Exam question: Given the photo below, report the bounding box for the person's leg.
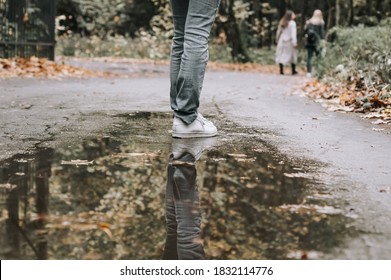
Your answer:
[279,63,284,75]
[171,0,220,125]
[291,63,298,75]
[170,0,189,120]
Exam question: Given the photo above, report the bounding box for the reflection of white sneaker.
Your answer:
[306,73,312,78]
[172,113,217,138]
[172,137,217,161]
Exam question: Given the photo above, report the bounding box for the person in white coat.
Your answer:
[276,10,298,75]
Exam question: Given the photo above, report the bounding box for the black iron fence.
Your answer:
[0,0,56,60]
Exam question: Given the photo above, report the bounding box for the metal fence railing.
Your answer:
[0,0,56,60]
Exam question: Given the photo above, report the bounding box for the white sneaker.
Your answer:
[172,137,217,161]
[172,113,217,138]
[306,73,312,78]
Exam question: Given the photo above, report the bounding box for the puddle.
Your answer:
[0,112,356,260]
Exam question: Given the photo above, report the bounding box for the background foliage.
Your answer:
[54,0,391,111]
[56,0,391,59]
[55,0,391,85]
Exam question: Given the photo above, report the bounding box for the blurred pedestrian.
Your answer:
[276,10,298,75]
[169,0,220,138]
[304,9,325,78]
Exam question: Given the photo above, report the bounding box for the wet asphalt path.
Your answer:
[1,61,391,259]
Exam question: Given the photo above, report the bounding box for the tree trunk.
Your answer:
[375,0,383,20]
[252,0,261,21]
[323,0,332,31]
[301,0,308,36]
[218,0,251,63]
[278,0,287,19]
[367,0,373,16]
[335,0,340,26]
[348,0,354,26]
[327,6,334,30]
[251,0,261,47]
[267,13,273,50]
[286,0,293,10]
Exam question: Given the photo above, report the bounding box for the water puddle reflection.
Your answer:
[0,112,355,259]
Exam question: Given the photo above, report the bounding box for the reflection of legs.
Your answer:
[174,166,204,260]
[170,0,220,124]
[163,152,204,260]
[173,160,204,259]
[6,188,20,257]
[163,160,179,260]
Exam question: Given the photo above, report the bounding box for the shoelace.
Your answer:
[198,114,207,125]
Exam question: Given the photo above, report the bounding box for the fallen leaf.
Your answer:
[372,119,388,125]
[100,227,113,239]
[61,160,94,166]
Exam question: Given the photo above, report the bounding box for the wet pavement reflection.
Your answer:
[163,138,217,260]
[0,112,356,260]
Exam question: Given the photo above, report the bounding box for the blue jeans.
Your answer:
[170,0,221,124]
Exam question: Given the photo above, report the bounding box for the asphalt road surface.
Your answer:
[1,60,391,259]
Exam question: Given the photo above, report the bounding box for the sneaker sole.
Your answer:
[172,132,217,139]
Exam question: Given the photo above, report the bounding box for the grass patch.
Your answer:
[56,32,171,60]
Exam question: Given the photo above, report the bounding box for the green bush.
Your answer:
[318,20,391,87]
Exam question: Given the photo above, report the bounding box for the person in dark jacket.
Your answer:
[304,9,325,77]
